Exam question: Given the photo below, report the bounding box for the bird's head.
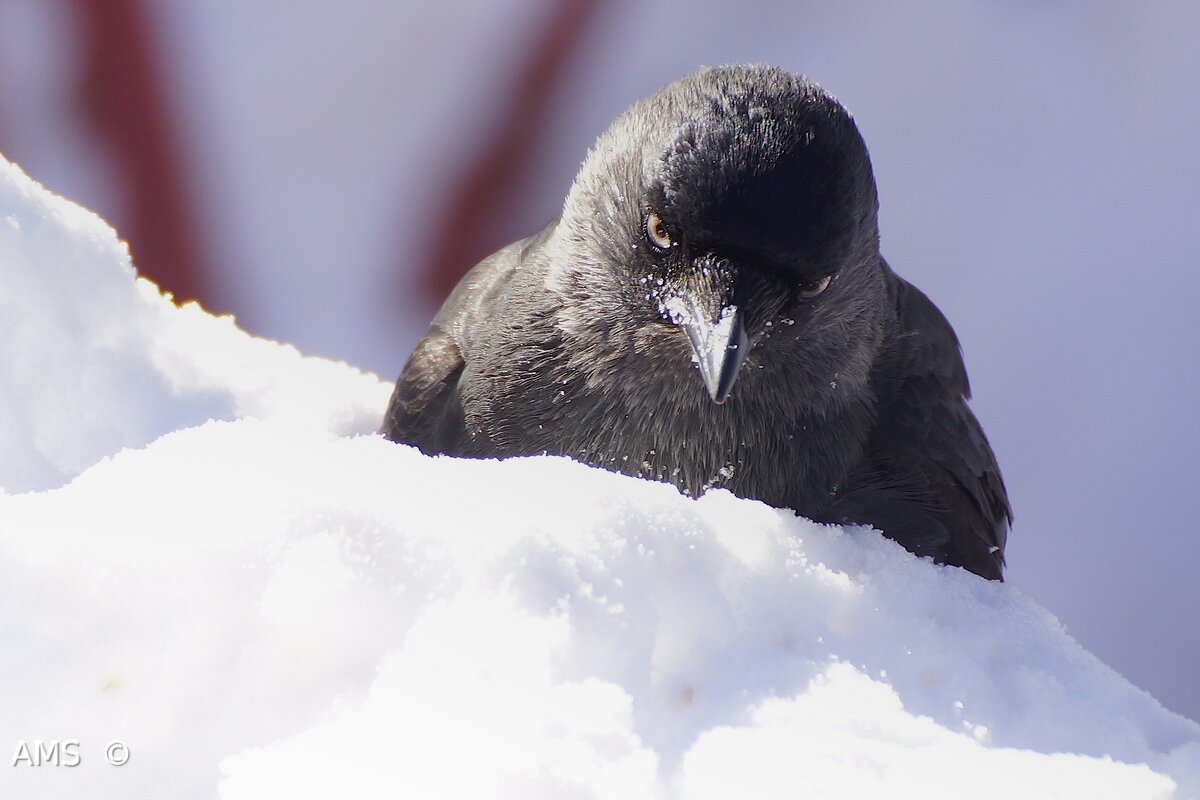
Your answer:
[559,65,887,406]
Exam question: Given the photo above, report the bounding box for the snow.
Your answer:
[0,156,388,494]
[2,154,1198,799]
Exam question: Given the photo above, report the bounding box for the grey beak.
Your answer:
[683,305,750,404]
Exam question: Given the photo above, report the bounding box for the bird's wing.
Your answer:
[381,220,557,451]
[842,274,1012,579]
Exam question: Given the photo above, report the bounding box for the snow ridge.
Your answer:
[1,154,1197,799]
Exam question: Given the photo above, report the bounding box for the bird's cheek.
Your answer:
[632,321,689,355]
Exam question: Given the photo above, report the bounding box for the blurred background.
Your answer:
[1,0,1197,722]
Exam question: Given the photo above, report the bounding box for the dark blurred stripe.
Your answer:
[418,0,600,305]
[76,0,210,306]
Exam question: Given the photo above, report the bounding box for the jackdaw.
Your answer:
[382,65,1012,580]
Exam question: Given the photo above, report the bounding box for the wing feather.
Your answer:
[381,221,557,451]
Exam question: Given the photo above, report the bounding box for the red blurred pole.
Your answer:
[418,0,600,304]
[74,0,210,306]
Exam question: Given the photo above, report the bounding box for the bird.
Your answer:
[382,65,1011,580]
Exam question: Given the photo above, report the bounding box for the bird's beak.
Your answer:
[682,305,750,404]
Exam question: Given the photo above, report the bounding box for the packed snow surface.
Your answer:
[1,154,1198,799]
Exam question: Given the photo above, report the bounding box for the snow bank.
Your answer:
[0,157,388,493]
[1,154,1197,799]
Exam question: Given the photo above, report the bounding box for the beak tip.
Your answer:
[685,306,750,406]
[708,372,736,404]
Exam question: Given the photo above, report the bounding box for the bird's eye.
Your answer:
[798,275,832,299]
[645,213,672,250]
